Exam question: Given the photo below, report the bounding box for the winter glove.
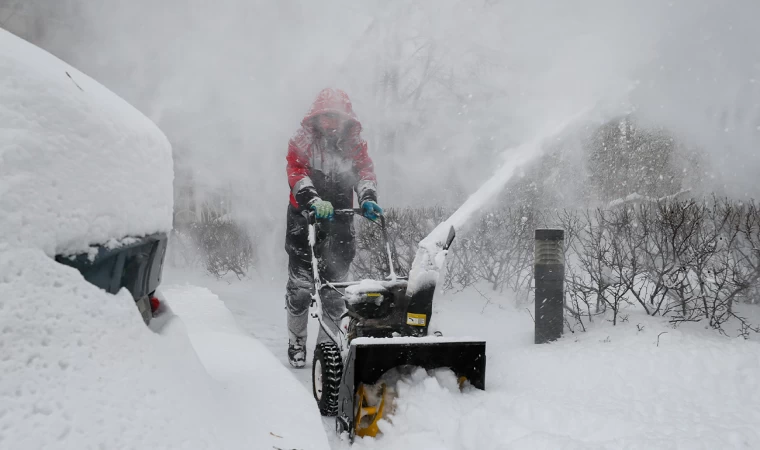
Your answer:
[361,200,383,221]
[310,199,334,219]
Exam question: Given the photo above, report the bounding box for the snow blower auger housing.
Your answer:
[303,208,486,442]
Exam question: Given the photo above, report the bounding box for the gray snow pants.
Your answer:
[284,204,355,344]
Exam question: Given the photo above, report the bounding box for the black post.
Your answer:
[534,229,564,344]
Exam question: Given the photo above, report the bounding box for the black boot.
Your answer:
[288,337,306,368]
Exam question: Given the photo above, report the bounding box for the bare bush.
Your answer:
[444,208,535,293]
[352,206,450,279]
[575,198,760,335]
[345,198,760,337]
[189,218,255,279]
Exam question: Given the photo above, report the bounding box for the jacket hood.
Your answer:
[301,88,361,130]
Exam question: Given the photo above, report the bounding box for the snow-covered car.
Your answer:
[54,235,168,323]
[0,28,174,324]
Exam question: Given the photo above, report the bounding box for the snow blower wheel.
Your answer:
[313,342,342,416]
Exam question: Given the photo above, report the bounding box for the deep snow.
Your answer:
[0,250,232,448]
[160,284,331,450]
[164,266,760,450]
[0,249,331,449]
[0,28,173,257]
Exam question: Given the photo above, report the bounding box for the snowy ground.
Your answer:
[1,250,332,449]
[159,284,330,450]
[163,266,760,450]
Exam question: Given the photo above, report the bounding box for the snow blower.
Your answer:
[304,208,486,442]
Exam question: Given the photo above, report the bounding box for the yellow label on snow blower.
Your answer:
[366,293,381,297]
[406,313,426,326]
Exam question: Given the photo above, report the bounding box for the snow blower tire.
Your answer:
[313,342,342,416]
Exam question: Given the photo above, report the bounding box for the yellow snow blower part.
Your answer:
[354,383,387,438]
[336,336,486,441]
[351,368,479,438]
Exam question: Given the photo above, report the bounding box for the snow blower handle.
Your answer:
[304,208,396,280]
[335,209,395,280]
[334,208,368,218]
[303,208,388,238]
[301,208,362,223]
[333,208,388,232]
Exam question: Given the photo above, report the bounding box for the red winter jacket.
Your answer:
[286,88,377,210]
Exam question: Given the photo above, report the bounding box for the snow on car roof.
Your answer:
[0,29,173,257]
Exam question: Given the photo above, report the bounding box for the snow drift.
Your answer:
[0,28,173,257]
[0,249,233,448]
[161,284,331,450]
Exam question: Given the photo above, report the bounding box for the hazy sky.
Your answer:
[6,0,760,264]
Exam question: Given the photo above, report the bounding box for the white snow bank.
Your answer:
[0,29,173,257]
[161,284,331,450]
[0,249,237,449]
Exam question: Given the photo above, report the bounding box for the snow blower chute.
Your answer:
[304,209,486,442]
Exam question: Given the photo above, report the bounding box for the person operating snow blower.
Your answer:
[284,88,383,368]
